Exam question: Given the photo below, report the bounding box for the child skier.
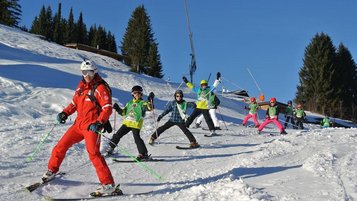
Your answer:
[182,72,221,136]
[257,97,287,134]
[148,90,199,148]
[242,97,260,128]
[294,104,306,129]
[105,85,154,161]
[284,100,296,129]
[321,114,331,128]
[195,90,221,130]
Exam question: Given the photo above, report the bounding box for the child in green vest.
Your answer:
[242,97,260,127]
[106,85,154,161]
[321,115,331,128]
[182,72,221,136]
[294,104,306,129]
[258,97,287,134]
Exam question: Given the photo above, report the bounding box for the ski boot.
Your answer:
[189,141,200,148]
[135,153,151,161]
[90,184,123,197]
[42,170,55,182]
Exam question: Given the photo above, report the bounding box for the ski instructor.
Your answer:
[42,60,121,197]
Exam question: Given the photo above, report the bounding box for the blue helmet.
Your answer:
[287,100,292,104]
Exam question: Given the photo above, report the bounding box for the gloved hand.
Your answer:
[157,115,162,122]
[88,121,103,133]
[182,76,188,83]
[266,115,270,120]
[148,92,155,102]
[216,72,221,80]
[113,103,123,114]
[57,112,68,124]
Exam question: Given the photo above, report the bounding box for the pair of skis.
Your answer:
[25,172,151,200]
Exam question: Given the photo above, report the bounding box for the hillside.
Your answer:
[1,25,357,201]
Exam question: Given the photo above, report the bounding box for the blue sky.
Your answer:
[18,0,357,103]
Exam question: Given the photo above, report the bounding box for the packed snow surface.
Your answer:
[1,25,356,201]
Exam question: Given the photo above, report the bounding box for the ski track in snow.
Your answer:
[1,24,357,201]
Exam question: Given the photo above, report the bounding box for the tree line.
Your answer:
[29,3,117,53]
[296,33,357,121]
[1,1,163,78]
[2,1,357,120]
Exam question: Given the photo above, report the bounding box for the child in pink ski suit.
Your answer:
[242,97,260,127]
[257,97,287,134]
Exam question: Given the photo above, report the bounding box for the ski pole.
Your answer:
[98,132,164,181]
[150,99,160,143]
[27,123,58,161]
[217,107,228,130]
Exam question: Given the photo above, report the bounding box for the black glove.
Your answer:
[57,112,68,124]
[148,92,155,102]
[157,115,162,122]
[216,72,221,80]
[113,103,123,114]
[182,76,188,83]
[87,121,103,133]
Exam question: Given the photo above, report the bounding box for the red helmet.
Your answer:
[270,97,276,103]
[250,97,256,102]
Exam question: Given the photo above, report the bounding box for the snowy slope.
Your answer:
[1,24,357,201]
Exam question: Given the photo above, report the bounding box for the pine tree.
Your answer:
[121,5,152,74]
[87,24,96,47]
[106,31,117,53]
[75,12,87,44]
[0,0,22,27]
[64,7,76,43]
[30,5,53,41]
[53,3,63,44]
[296,33,338,115]
[335,43,357,120]
[96,25,108,50]
[146,42,163,78]
[44,6,53,40]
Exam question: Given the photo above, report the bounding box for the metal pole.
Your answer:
[184,0,196,83]
[247,68,263,94]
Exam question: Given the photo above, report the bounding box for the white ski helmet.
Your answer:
[80,60,98,73]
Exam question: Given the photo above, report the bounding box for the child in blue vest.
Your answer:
[284,100,297,129]
[148,90,199,148]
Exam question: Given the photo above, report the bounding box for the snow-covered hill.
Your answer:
[1,24,357,201]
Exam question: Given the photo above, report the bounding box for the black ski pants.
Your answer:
[284,116,296,129]
[185,108,215,131]
[110,125,148,155]
[151,121,197,142]
[295,117,304,129]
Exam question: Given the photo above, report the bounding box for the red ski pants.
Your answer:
[242,113,260,127]
[258,118,284,132]
[47,124,114,185]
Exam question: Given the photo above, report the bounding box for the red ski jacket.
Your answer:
[63,75,112,130]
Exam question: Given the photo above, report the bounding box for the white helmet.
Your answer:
[80,60,98,73]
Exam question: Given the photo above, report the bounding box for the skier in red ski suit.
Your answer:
[42,60,120,196]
